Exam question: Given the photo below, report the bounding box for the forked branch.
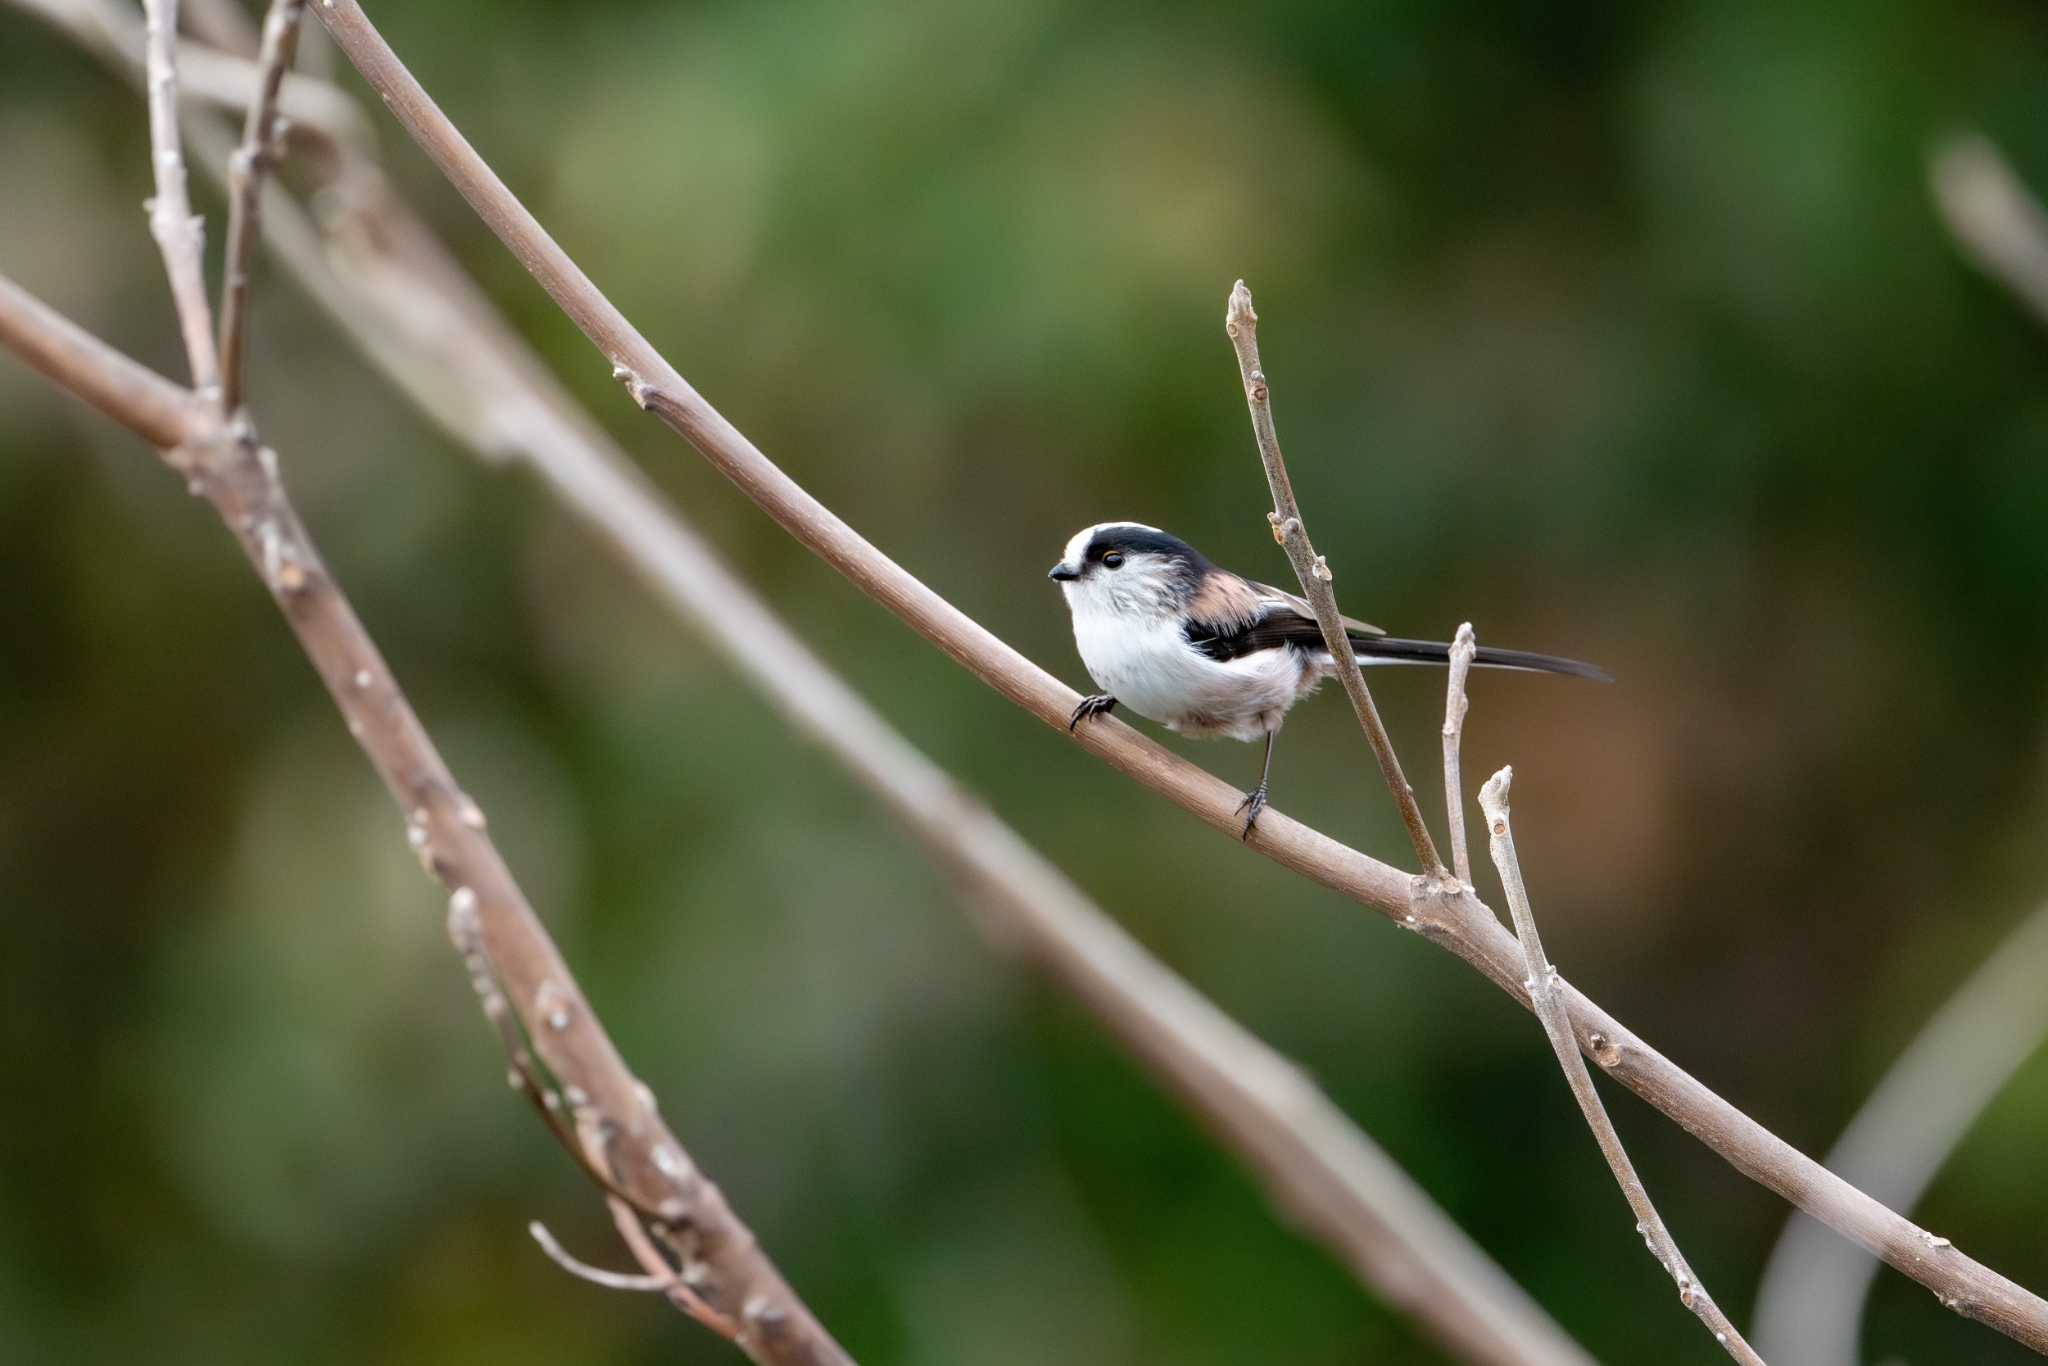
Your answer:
[5,8,1599,1359]
[0,25,848,1359]
[297,2,2048,1350]
[0,267,850,1366]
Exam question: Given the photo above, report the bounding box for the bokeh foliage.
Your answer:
[4,1,2048,1362]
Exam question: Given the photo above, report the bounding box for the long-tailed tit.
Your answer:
[1049,522,1608,836]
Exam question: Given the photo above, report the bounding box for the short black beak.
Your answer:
[1047,563,1079,582]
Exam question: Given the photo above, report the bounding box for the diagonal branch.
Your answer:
[303,2,2048,1351]
[0,266,852,1366]
[140,0,221,398]
[1753,901,2048,1366]
[1224,281,1444,874]
[0,274,204,447]
[5,14,1603,1361]
[1480,768,1764,1364]
[216,0,304,415]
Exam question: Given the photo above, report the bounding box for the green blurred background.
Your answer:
[5,1,2048,1362]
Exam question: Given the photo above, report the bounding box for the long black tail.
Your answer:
[1351,634,1611,682]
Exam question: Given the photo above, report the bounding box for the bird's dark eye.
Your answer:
[1102,551,1125,569]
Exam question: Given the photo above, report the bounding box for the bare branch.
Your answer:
[0,274,205,448]
[0,17,1615,1361]
[10,0,368,156]
[217,0,304,414]
[140,0,220,398]
[529,1221,678,1294]
[1224,281,1445,874]
[1932,135,2048,330]
[1754,902,2048,1365]
[1441,622,1477,886]
[1479,768,1764,1362]
[0,273,853,1366]
[300,3,2048,1350]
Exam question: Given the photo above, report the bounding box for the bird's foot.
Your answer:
[1235,782,1269,840]
[1068,693,1117,731]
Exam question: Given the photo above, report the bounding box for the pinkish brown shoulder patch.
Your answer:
[1187,572,1266,631]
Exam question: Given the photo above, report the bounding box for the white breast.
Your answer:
[1069,607,1315,742]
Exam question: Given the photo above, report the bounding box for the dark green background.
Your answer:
[4,1,2047,1362]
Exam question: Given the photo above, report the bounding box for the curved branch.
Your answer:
[1932,135,2048,330]
[299,2,2048,1351]
[1753,902,2048,1365]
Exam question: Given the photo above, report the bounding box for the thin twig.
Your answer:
[140,0,220,399]
[1931,135,2048,330]
[1441,622,1477,886]
[529,1221,677,1294]
[2,14,1605,1362]
[1224,281,1445,875]
[299,4,2048,1350]
[1479,767,1765,1364]
[1753,901,2048,1366]
[217,0,304,415]
[610,1198,749,1339]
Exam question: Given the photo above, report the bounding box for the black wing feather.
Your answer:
[1185,605,1609,682]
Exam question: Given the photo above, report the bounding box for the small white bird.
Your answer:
[1049,522,1608,835]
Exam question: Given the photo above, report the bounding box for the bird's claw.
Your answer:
[1235,783,1268,840]
[1068,693,1117,731]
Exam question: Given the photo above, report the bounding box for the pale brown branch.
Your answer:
[1441,622,1477,886]
[1753,902,2048,1365]
[1932,135,2048,330]
[1479,768,1764,1364]
[2,15,1609,1360]
[302,2,2048,1351]
[216,0,304,415]
[141,0,220,398]
[1224,281,1444,874]
[0,272,852,1366]
[0,274,205,448]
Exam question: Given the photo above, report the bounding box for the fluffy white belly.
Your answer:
[1072,615,1314,741]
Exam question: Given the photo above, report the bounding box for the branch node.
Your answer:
[536,979,574,1032]
[653,1143,693,1180]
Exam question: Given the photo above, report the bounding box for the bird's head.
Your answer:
[1048,523,1209,617]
